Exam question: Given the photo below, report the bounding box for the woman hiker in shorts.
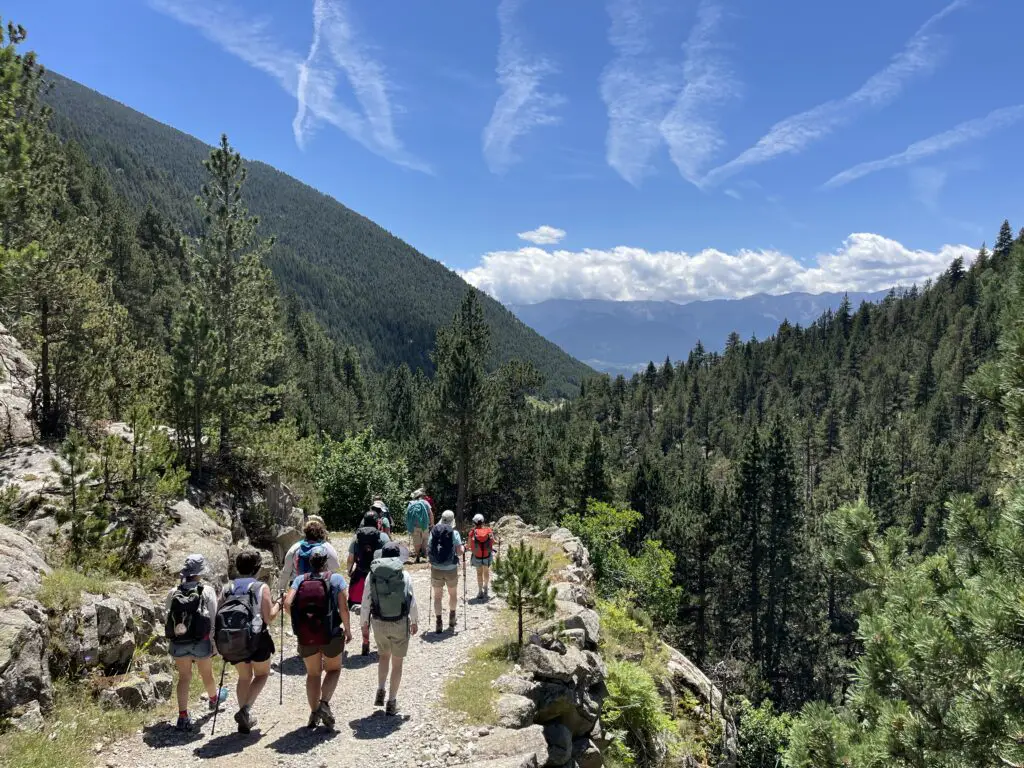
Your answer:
[165,553,228,731]
[468,513,498,599]
[428,510,465,633]
[284,545,353,729]
[223,549,284,733]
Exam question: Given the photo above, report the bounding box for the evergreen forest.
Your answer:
[4,19,1024,767]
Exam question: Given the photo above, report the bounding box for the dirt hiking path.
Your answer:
[97,562,502,768]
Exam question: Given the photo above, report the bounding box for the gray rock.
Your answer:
[10,700,44,732]
[493,672,541,698]
[0,523,51,598]
[561,629,587,649]
[496,693,537,728]
[0,323,36,448]
[162,500,232,585]
[22,515,59,547]
[100,677,156,710]
[573,737,603,768]
[530,681,575,724]
[549,528,575,545]
[542,722,573,767]
[272,524,302,565]
[522,644,605,687]
[0,598,51,714]
[150,673,173,701]
[472,725,549,767]
[0,445,61,507]
[542,604,600,649]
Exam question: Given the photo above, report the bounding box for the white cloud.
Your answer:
[824,104,1024,188]
[518,225,567,245]
[461,234,975,304]
[702,0,968,186]
[149,0,428,171]
[482,0,564,174]
[660,1,740,186]
[909,167,947,210]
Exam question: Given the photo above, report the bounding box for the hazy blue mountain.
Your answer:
[510,292,890,374]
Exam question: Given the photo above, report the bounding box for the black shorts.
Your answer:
[234,631,275,664]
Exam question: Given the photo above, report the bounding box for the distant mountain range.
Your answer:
[510,292,889,374]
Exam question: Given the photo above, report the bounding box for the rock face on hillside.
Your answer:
[0,525,52,715]
[151,500,232,585]
[0,322,35,448]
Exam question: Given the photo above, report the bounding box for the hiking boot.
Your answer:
[435,615,443,633]
[361,641,371,656]
[385,699,399,716]
[234,708,256,734]
[208,686,228,711]
[318,700,336,730]
[374,688,386,707]
[306,709,321,729]
[449,610,457,631]
[175,714,195,732]
[477,589,484,599]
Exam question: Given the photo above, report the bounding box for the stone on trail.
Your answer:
[541,722,573,767]
[466,725,548,768]
[496,693,537,729]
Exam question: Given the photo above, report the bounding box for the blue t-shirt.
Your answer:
[291,572,347,593]
[427,529,463,570]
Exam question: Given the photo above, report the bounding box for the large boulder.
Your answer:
[0,445,61,510]
[665,645,739,767]
[542,722,573,767]
[540,604,600,650]
[0,322,35,448]
[497,693,537,729]
[573,736,603,768]
[161,500,232,585]
[467,725,549,768]
[0,598,51,714]
[522,644,605,688]
[0,524,51,598]
[271,524,302,565]
[98,675,167,710]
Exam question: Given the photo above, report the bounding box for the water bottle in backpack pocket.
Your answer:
[291,573,336,647]
[165,581,210,642]
[215,579,265,663]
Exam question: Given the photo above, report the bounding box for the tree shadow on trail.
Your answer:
[348,712,409,740]
[266,726,339,754]
[193,730,264,759]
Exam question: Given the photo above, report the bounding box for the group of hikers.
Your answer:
[163,488,499,734]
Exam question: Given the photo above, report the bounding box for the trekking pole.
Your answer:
[279,591,284,705]
[462,549,468,633]
[210,659,227,735]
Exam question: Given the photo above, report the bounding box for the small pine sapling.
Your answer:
[493,540,557,650]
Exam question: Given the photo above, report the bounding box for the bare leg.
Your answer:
[303,654,322,712]
[448,581,458,612]
[377,651,391,691]
[482,564,491,591]
[389,656,405,700]
[196,656,217,699]
[246,660,272,707]
[433,583,443,618]
[174,657,193,711]
[235,662,253,707]
[320,653,343,703]
[476,566,484,591]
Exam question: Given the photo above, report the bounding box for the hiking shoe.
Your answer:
[374,688,386,707]
[361,641,371,656]
[385,699,399,716]
[175,714,195,731]
[208,686,228,711]
[435,615,443,633]
[234,708,256,734]
[449,611,457,630]
[306,709,320,729]
[318,700,336,730]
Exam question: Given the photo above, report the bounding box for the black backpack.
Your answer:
[355,526,383,573]
[165,582,210,642]
[429,523,455,566]
[214,578,265,664]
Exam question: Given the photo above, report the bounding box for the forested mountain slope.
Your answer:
[42,72,591,395]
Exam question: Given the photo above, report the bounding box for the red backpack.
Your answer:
[471,527,494,560]
[291,573,335,646]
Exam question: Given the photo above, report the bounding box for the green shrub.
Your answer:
[604,659,676,767]
[314,429,409,530]
[737,698,793,768]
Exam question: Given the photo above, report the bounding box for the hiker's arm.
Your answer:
[261,584,281,623]
[407,578,419,633]
[277,555,294,592]
[337,587,352,641]
[360,581,371,630]
[283,587,297,614]
[346,552,355,577]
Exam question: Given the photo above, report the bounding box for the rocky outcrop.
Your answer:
[0,322,35,448]
[155,500,232,585]
[458,724,550,768]
[98,672,172,710]
[52,581,161,674]
[0,444,62,513]
[0,524,51,598]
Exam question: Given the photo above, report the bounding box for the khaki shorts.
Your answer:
[431,566,459,589]
[411,528,428,555]
[298,635,344,659]
[371,618,411,658]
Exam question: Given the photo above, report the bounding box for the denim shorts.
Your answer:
[169,638,214,659]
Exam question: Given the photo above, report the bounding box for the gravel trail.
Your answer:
[97,561,502,768]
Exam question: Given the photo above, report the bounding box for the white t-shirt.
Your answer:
[277,540,342,591]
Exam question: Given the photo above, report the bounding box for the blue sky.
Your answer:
[9,0,1023,304]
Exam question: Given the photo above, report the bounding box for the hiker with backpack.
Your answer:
[371,497,391,530]
[347,511,390,655]
[428,510,465,633]
[278,518,341,592]
[468,514,498,599]
[360,541,418,715]
[165,553,229,731]
[215,549,284,734]
[284,545,353,730]
[405,488,434,564]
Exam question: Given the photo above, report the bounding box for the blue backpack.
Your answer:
[295,540,318,576]
[406,500,430,530]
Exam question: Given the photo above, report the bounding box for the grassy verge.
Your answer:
[38,569,113,612]
[442,638,515,725]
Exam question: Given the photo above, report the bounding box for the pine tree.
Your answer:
[994,218,1014,260]
[736,427,765,664]
[493,541,557,650]
[627,450,666,548]
[433,289,491,528]
[579,424,612,511]
[52,430,99,562]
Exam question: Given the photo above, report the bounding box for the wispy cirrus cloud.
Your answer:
[702,0,970,187]
[518,225,566,245]
[660,0,740,186]
[482,0,564,174]
[462,233,975,304]
[149,0,428,171]
[824,104,1024,188]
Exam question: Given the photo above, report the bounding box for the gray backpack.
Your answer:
[369,558,409,622]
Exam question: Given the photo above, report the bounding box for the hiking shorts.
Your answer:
[471,554,493,567]
[234,632,275,665]
[431,566,459,589]
[298,635,344,660]
[371,618,410,658]
[411,528,428,555]
[169,638,214,659]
